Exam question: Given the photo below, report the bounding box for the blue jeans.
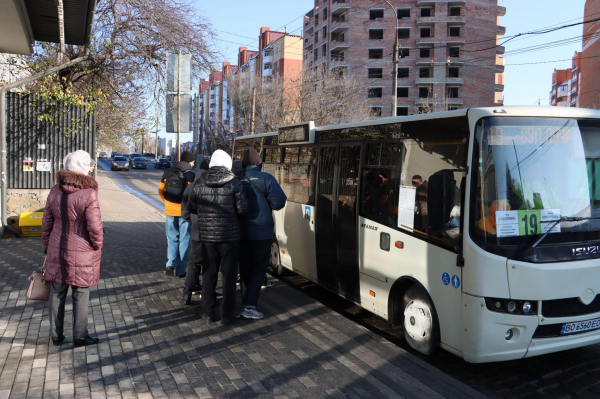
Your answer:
[165,216,191,276]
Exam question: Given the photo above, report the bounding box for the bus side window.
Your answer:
[280,146,317,205]
[402,138,467,247]
[360,142,399,227]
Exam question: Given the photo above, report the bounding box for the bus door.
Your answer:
[315,143,362,303]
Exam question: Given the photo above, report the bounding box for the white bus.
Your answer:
[233,107,600,363]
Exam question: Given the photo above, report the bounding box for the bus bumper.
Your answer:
[462,293,600,362]
[462,293,537,363]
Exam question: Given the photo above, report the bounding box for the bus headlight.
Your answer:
[485,298,537,315]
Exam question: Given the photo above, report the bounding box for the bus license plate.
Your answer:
[561,318,600,335]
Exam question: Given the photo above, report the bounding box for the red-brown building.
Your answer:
[549,52,582,107]
[581,0,600,108]
[303,0,505,116]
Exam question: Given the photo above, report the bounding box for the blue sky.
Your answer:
[161,0,587,141]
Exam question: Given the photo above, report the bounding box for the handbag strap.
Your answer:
[41,257,46,274]
[243,171,267,198]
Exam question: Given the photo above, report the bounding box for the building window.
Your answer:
[397,87,409,97]
[368,87,383,98]
[368,68,383,78]
[447,87,459,98]
[398,28,410,39]
[370,9,384,20]
[315,31,319,42]
[448,67,459,78]
[369,29,384,40]
[419,67,431,78]
[371,107,383,116]
[322,44,327,56]
[398,67,409,78]
[323,7,327,18]
[449,26,461,37]
[421,7,432,17]
[449,6,461,16]
[369,49,384,59]
[397,8,410,19]
[420,47,431,58]
[397,107,409,116]
[399,48,410,58]
[449,47,460,57]
[420,27,431,38]
[419,87,430,98]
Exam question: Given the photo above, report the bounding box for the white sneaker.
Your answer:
[241,308,264,320]
[261,280,274,289]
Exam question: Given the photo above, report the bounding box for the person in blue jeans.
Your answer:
[158,151,196,277]
[237,149,287,320]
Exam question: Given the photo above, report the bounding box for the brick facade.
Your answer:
[303,0,505,117]
[581,0,600,108]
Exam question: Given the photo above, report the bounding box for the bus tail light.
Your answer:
[395,241,404,249]
[485,298,537,315]
[370,290,376,297]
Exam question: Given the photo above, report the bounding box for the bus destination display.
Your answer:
[279,124,309,144]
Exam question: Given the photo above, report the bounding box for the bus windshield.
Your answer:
[471,117,600,257]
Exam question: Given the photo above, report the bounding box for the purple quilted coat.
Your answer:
[42,170,103,287]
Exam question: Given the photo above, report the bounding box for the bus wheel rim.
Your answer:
[404,299,432,342]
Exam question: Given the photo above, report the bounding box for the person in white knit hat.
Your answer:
[187,150,248,325]
[42,150,102,348]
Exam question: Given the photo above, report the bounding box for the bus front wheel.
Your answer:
[402,285,440,356]
[270,240,289,277]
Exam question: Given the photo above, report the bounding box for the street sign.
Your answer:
[165,94,192,133]
[166,53,192,92]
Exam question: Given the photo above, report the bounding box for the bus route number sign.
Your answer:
[279,124,309,143]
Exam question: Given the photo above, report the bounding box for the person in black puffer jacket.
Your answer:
[188,150,248,325]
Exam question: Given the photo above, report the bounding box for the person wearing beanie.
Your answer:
[158,150,196,277]
[237,149,287,320]
[42,150,103,347]
[187,150,248,325]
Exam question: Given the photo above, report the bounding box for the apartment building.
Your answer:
[581,0,600,108]
[303,0,505,117]
[549,52,582,107]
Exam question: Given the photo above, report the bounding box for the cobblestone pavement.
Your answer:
[0,171,485,399]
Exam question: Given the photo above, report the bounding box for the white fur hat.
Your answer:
[63,150,91,175]
[209,149,232,170]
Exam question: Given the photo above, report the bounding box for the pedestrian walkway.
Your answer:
[0,171,486,399]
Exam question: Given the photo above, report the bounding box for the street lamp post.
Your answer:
[384,0,399,117]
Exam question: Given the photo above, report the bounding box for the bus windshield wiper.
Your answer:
[530,216,600,250]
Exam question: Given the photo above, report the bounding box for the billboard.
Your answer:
[165,94,192,133]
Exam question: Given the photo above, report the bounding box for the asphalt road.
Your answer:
[97,156,600,398]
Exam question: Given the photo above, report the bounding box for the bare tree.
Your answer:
[21,0,218,149]
[414,85,453,114]
[227,62,376,135]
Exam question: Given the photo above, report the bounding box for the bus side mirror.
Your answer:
[427,174,452,230]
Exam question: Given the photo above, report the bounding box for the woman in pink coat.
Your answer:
[42,150,103,347]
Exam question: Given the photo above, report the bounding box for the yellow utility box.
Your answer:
[19,212,44,237]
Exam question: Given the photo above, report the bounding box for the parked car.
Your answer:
[131,157,147,169]
[111,151,117,158]
[111,156,130,171]
[154,158,172,169]
[99,152,108,159]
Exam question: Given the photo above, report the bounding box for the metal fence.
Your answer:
[6,92,96,189]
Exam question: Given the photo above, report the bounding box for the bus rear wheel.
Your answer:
[402,285,440,356]
[270,240,289,277]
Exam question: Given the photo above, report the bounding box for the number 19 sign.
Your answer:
[496,209,561,238]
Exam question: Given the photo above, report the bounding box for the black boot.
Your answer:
[181,293,192,306]
[165,267,175,276]
[73,336,99,348]
[51,335,65,346]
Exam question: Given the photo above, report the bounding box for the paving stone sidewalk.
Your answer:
[0,171,486,399]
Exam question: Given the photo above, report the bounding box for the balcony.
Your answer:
[495,64,505,72]
[496,45,505,54]
[495,83,504,92]
[263,67,272,77]
[330,20,349,34]
[497,25,506,35]
[263,54,273,63]
[497,5,507,16]
[416,0,436,5]
[415,77,435,85]
[305,41,313,50]
[332,0,350,16]
[330,40,350,53]
[445,77,464,85]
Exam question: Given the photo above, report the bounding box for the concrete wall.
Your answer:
[6,189,50,217]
